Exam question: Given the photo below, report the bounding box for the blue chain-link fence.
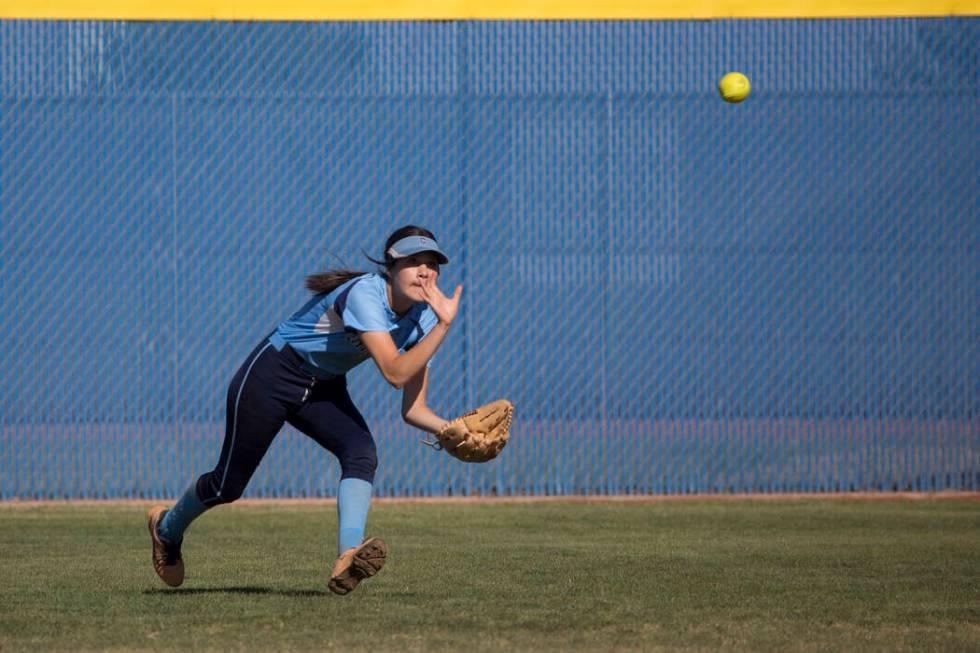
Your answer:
[1,19,978,499]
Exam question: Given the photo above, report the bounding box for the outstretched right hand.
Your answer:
[420,275,462,326]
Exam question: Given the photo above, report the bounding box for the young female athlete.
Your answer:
[147,225,462,595]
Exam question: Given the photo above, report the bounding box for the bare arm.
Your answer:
[360,325,451,390]
[400,367,449,433]
[359,275,462,390]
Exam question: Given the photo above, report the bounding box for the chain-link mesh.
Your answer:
[1,19,978,498]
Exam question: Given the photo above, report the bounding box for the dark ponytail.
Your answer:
[304,225,440,295]
[305,269,367,294]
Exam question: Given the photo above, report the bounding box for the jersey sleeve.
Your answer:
[336,278,391,333]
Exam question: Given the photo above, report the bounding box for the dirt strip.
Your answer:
[2,491,978,507]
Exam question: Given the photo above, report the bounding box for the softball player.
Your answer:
[148,225,462,595]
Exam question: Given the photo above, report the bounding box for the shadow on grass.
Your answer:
[143,586,329,597]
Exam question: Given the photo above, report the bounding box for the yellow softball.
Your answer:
[718,72,751,103]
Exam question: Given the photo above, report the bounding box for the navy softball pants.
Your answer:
[195,338,377,506]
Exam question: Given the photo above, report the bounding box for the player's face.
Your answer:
[392,252,441,304]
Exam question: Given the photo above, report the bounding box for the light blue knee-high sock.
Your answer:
[158,482,208,544]
[337,478,373,554]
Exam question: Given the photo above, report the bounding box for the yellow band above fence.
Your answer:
[0,0,976,19]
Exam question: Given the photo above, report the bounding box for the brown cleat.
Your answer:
[147,506,185,587]
[328,537,387,595]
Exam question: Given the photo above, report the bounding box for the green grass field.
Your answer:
[1,499,978,652]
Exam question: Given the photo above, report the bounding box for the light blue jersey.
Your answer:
[268,273,438,378]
